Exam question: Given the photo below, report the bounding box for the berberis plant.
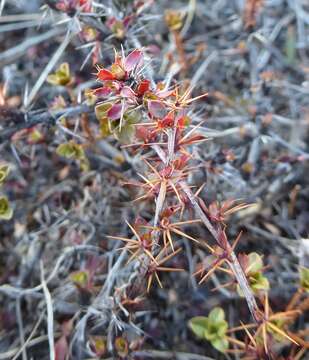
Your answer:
[88,46,308,359]
[0,1,308,359]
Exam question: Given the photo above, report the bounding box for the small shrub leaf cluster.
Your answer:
[189,307,229,353]
[0,163,12,220]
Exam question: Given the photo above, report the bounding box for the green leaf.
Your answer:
[111,63,126,80]
[237,271,269,296]
[204,325,219,341]
[90,336,106,356]
[99,118,112,138]
[84,88,97,106]
[250,272,269,292]
[165,10,183,31]
[28,128,44,143]
[188,316,209,338]
[247,252,263,273]
[95,103,112,121]
[124,110,141,124]
[115,123,135,144]
[110,20,125,39]
[115,337,128,357]
[47,63,71,86]
[204,321,228,341]
[70,270,89,288]
[211,337,229,353]
[0,196,13,220]
[300,267,309,292]
[216,321,228,336]
[0,164,10,186]
[56,141,85,160]
[238,253,269,295]
[80,158,90,172]
[189,308,229,354]
[208,307,225,323]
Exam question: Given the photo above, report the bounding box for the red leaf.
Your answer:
[120,86,136,99]
[97,69,115,81]
[107,103,125,120]
[158,114,174,128]
[123,15,133,28]
[136,125,152,143]
[147,100,166,118]
[93,86,112,97]
[156,88,174,99]
[124,49,143,72]
[136,79,150,96]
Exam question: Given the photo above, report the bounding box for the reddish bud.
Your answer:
[136,79,150,96]
[158,114,174,129]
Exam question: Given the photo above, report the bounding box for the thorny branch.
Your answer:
[180,181,261,323]
[0,0,308,358]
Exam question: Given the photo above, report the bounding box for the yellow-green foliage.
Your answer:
[300,267,309,292]
[0,196,13,220]
[47,63,71,86]
[189,307,229,353]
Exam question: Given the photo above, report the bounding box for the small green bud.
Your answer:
[70,270,89,288]
[0,196,13,220]
[47,63,71,86]
[0,164,10,186]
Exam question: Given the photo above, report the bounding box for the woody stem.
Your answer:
[179,180,261,323]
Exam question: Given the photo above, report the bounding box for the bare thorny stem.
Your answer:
[135,130,175,280]
[149,127,260,322]
[179,181,261,323]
